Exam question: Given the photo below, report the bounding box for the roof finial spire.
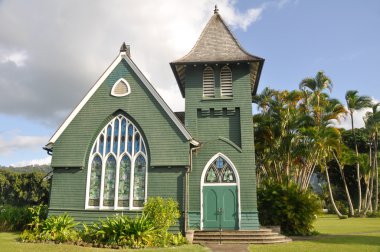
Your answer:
[120,42,131,57]
[214,4,219,14]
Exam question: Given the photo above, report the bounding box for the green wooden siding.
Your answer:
[49,166,186,232]
[184,63,259,230]
[51,59,190,168]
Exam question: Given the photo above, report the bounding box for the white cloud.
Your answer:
[0,49,28,67]
[334,98,379,130]
[0,0,265,127]
[11,156,51,167]
[335,108,370,130]
[215,1,263,31]
[0,132,48,155]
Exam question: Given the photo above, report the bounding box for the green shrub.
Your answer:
[81,214,156,248]
[258,181,322,235]
[126,214,156,248]
[143,197,180,231]
[40,214,79,242]
[327,200,349,216]
[81,215,131,246]
[152,231,187,247]
[21,212,78,243]
[0,205,32,231]
[27,204,48,233]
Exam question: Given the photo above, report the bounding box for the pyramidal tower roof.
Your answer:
[170,6,264,98]
[173,6,263,64]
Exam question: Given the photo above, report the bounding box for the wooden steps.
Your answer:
[193,229,292,244]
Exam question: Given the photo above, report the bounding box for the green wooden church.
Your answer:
[45,8,264,233]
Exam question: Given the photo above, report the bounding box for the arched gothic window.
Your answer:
[204,156,236,183]
[86,114,147,210]
[220,66,232,97]
[203,66,215,97]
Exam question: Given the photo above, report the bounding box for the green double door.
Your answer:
[203,186,238,230]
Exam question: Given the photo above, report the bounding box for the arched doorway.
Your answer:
[200,153,240,230]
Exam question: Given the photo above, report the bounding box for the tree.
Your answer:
[364,103,380,212]
[345,90,372,212]
[315,127,345,218]
[299,71,333,127]
[332,144,356,216]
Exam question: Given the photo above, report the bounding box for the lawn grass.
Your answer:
[1,216,380,252]
[249,215,380,252]
[0,232,209,252]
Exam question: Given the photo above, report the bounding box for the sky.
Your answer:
[0,0,379,166]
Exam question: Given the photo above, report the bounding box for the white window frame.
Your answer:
[111,78,131,97]
[85,114,148,211]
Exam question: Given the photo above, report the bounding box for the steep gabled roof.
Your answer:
[46,46,199,149]
[170,8,264,98]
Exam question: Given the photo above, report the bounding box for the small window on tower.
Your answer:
[111,78,131,97]
[220,66,232,97]
[203,66,215,97]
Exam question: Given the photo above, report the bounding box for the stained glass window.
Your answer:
[106,125,112,155]
[120,119,126,153]
[204,156,236,183]
[99,134,104,155]
[113,119,119,155]
[127,125,133,154]
[103,155,116,207]
[118,155,131,207]
[88,155,102,206]
[133,154,146,207]
[87,114,147,210]
[135,133,140,153]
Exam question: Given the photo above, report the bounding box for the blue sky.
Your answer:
[0,0,379,166]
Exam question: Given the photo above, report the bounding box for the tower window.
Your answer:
[220,66,232,97]
[203,66,215,97]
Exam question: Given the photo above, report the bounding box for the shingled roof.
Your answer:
[170,7,264,98]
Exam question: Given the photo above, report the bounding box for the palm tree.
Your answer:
[316,126,345,218]
[332,144,355,216]
[345,90,372,212]
[299,71,333,127]
[364,103,380,212]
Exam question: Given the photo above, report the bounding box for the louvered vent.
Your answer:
[111,79,131,97]
[203,67,215,97]
[220,66,232,97]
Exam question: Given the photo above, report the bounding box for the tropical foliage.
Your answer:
[254,71,379,220]
[20,197,186,248]
[258,181,321,235]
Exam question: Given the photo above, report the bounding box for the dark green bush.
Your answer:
[0,205,32,231]
[327,200,349,216]
[0,170,50,206]
[258,181,322,235]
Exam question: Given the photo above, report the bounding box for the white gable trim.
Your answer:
[46,51,198,148]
